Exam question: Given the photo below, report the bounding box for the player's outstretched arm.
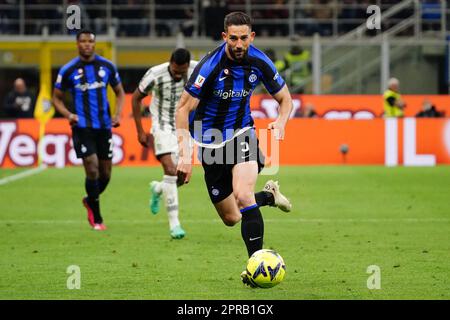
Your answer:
[112,83,125,127]
[52,88,78,125]
[131,89,149,147]
[268,84,293,140]
[175,90,199,185]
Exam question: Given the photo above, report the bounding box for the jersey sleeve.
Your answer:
[138,68,156,95]
[54,67,69,91]
[108,62,121,87]
[257,54,286,95]
[185,58,214,99]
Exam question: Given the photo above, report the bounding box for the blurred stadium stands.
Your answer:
[0,0,449,115]
[0,0,448,38]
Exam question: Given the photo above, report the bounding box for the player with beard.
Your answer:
[175,12,293,286]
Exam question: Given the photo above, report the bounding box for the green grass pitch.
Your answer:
[0,166,449,299]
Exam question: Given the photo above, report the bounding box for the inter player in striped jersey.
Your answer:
[131,48,197,239]
[176,12,293,286]
[52,30,125,231]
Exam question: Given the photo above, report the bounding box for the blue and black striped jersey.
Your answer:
[55,55,121,129]
[185,42,285,147]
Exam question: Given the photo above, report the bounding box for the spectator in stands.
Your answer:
[383,77,405,118]
[154,0,195,37]
[338,0,362,34]
[118,0,149,37]
[202,0,228,40]
[421,0,441,32]
[304,0,337,36]
[155,0,175,36]
[297,103,318,118]
[3,78,35,118]
[0,0,20,34]
[263,0,289,36]
[179,4,195,37]
[282,35,311,94]
[25,0,62,35]
[264,48,286,73]
[416,98,444,118]
[74,0,114,36]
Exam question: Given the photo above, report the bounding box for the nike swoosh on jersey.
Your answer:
[74,74,83,80]
[219,76,227,81]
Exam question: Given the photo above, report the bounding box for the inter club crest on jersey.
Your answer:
[98,67,106,78]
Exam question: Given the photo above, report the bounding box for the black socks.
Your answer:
[255,191,275,207]
[85,178,102,223]
[240,204,265,257]
[98,177,110,194]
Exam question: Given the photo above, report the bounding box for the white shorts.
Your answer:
[152,128,178,157]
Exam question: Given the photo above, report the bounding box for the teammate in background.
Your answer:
[383,77,405,117]
[131,48,197,239]
[52,30,125,231]
[175,12,293,286]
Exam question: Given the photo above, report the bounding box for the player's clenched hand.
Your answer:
[112,115,121,127]
[176,160,192,186]
[268,120,286,140]
[137,131,150,148]
[68,113,79,126]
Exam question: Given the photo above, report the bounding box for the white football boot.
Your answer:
[263,180,292,212]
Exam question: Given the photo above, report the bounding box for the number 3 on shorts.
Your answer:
[240,141,249,153]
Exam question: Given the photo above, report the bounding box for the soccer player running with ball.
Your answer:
[53,30,125,231]
[132,48,197,239]
[175,12,293,286]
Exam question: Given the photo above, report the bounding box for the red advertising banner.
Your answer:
[250,94,450,119]
[121,94,450,120]
[1,118,449,168]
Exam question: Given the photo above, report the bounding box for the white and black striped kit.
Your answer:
[138,60,198,132]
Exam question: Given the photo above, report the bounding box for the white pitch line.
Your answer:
[0,164,47,186]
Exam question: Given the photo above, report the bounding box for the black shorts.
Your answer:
[72,127,113,160]
[199,129,265,203]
